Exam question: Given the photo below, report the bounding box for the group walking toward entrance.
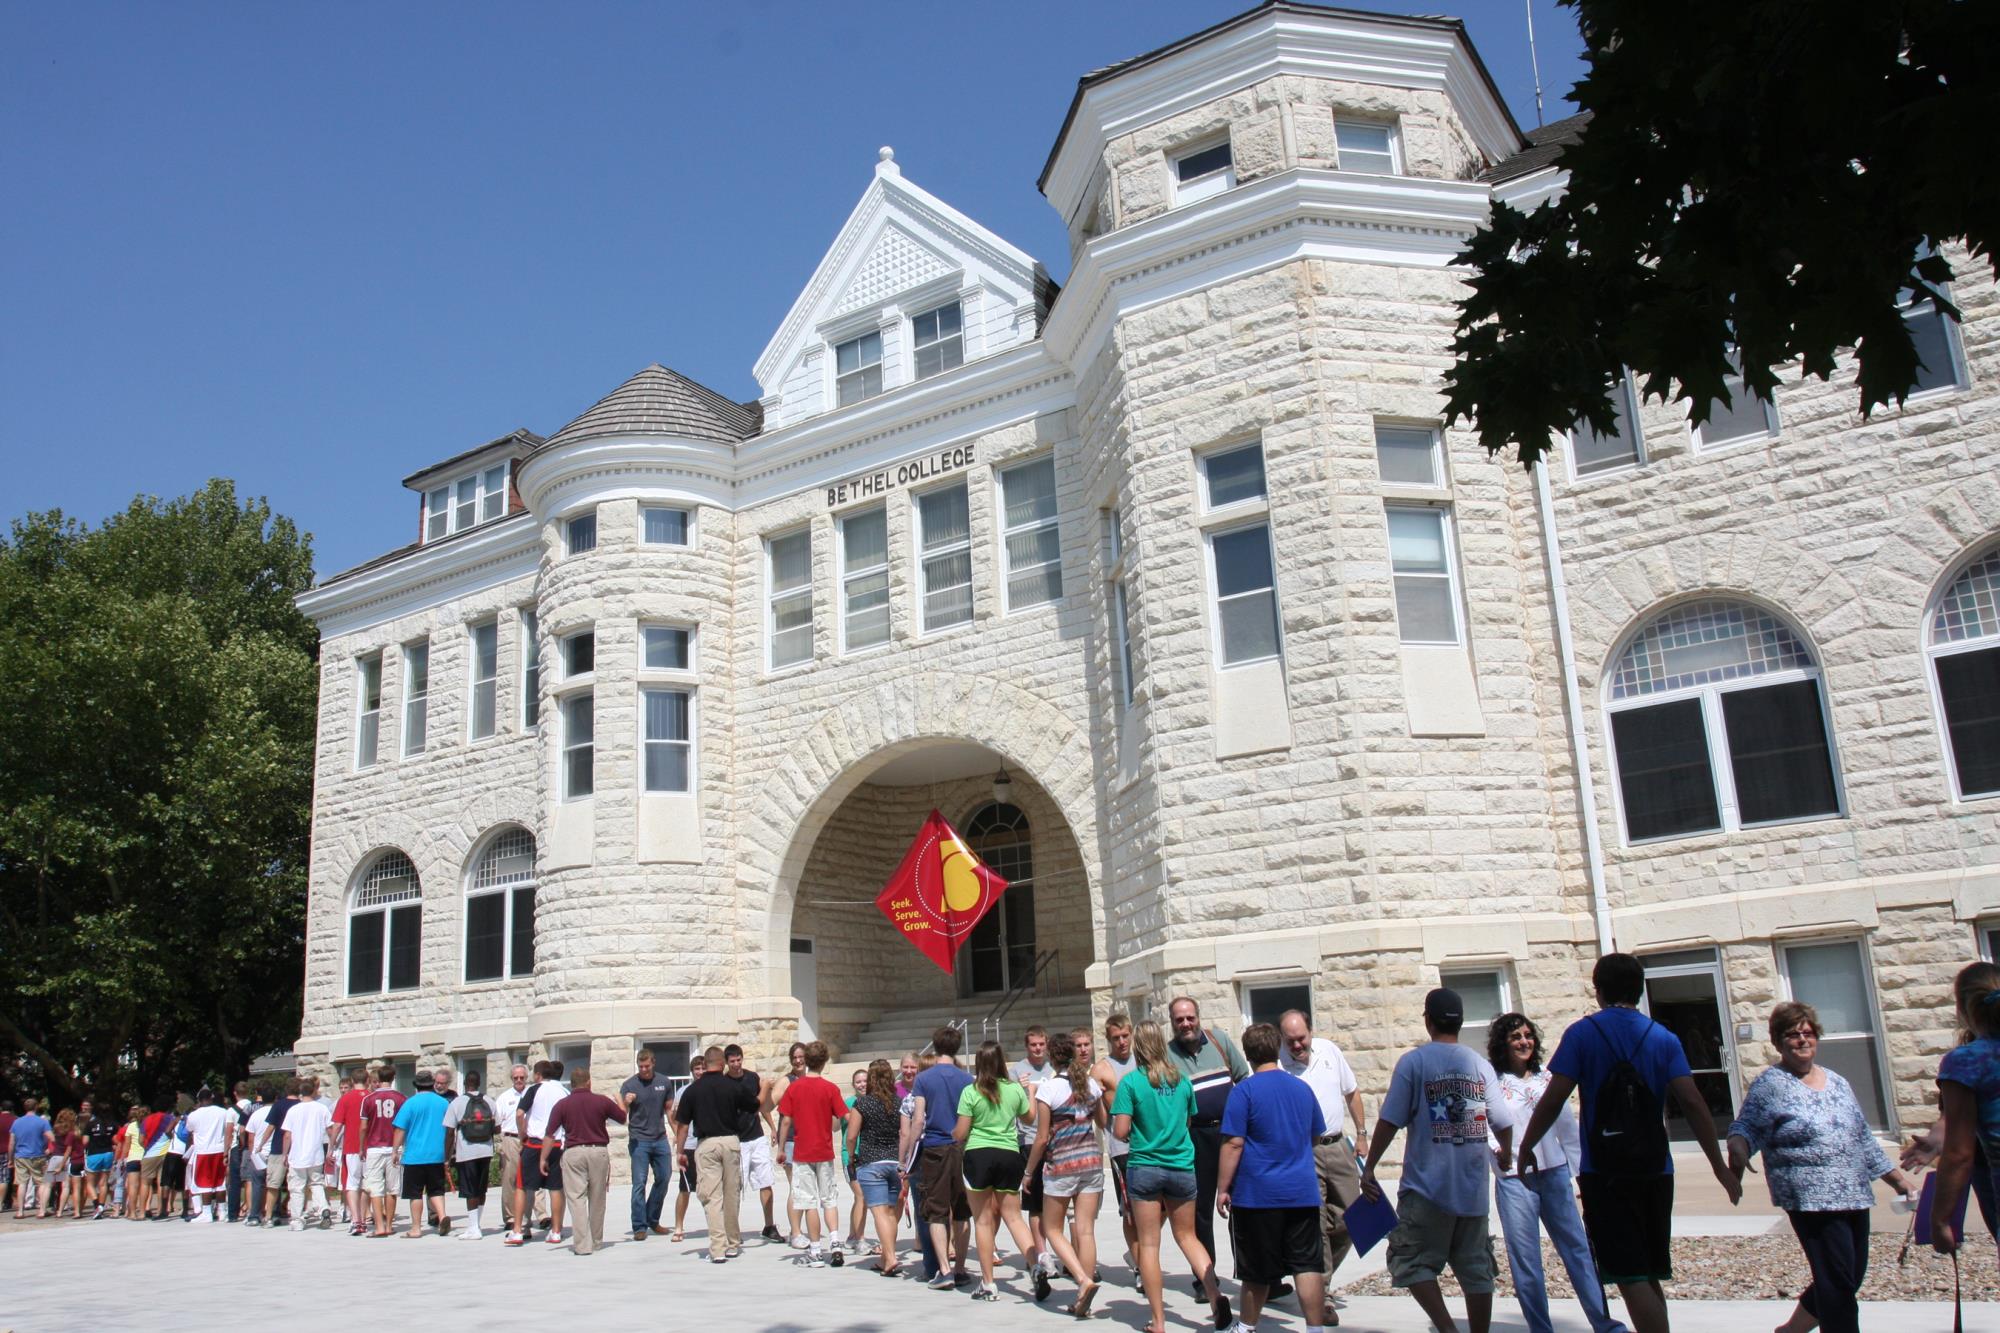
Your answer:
[3,955,1989,1332]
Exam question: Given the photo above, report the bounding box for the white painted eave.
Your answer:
[1492,164,1567,212]
[295,513,540,638]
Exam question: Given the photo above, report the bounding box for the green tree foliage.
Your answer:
[0,480,318,1105]
[1444,0,1996,468]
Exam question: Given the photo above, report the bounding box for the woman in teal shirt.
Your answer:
[1111,1021,1230,1333]
[952,1040,1036,1302]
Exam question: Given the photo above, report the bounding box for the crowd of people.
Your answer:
[3,955,1995,1333]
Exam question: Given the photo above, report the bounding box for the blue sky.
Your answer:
[2,2,1585,577]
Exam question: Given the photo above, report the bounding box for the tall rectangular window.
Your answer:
[1571,373,1644,476]
[520,610,540,730]
[840,506,891,651]
[1335,120,1397,173]
[643,688,692,793]
[480,464,507,522]
[1385,507,1461,645]
[561,629,594,678]
[1108,508,1136,710]
[355,653,382,769]
[1373,424,1443,488]
[917,482,973,632]
[1901,289,1966,394]
[835,331,883,407]
[642,625,690,671]
[565,510,597,556]
[425,488,449,542]
[643,506,690,545]
[1208,523,1281,665]
[1201,443,1267,509]
[455,475,479,531]
[768,529,815,668]
[468,620,498,740]
[1781,940,1891,1128]
[1172,139,1233,205]
[912,302,964,380]
[562,693,593,799]
[1000,456,1062,610]
[1694,351,1777,448]
[402,641,430,756]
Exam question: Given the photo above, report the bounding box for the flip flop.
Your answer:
[670,1229,684,1241]
[1066,1282,1101,1318]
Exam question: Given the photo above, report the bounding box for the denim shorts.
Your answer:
[857,1158,902,1208]
[1124,1163,1196,1204]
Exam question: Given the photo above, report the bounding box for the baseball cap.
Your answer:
[1423,987,1464,1025]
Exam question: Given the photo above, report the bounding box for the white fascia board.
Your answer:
[1044,10,1519,223]
[517,435,739,520]
[1493,165,1568,212]
[295,514,540,640]
[753,180,888,391]
[1044,168,1492,367]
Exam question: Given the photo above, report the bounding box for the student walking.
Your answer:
[1089,1011,1141,1267]
[1113,1020,1233,1333]
[492,1064,529,1234]
[952,1040,1038,1300]
[1933,961,2000,1262]
[10,1097,52,1218]
[240,1092,272,1225]
[82,1099,118,1219]
[844,1067,870,1254]
[1727,1000,1916,1333]
[778,1039,850,1268]
[182,1087,235,1223]
[676,1044,761,1262]
[1022,1030,1107,1315]
[392,1070,453,1237]
[1485,1013,1625,1333]
[509,1060,569,1246]
[724,1044,780,1241]
[911,1024,976,1289]
[1518,954,1742,1333]
[331,1069,369,1232]
[279,1077,333,1231]
[621,1048,676,1242]
[1217,1022,1329,1333]
[1277,1008,1366,1324]
[442,1069,498,1239]
[1360,988,1516,1333]
[845,1058,908,1275]
[544,1066,625,1256]
[1166,996,1252,1292]
[357,1068,405,1237]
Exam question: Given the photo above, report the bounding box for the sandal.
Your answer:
[670,1228,684,1242]
[1066,1282,1101,1318]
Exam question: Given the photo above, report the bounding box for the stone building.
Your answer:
[295,1,1997,1147]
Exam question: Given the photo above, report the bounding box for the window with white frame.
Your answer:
[642,688,693,793]
[1172,139,1233,205]
[642,625,690,671]
[767,528,814,668]
[348,850,421,994]
[1929,544,2000,799]
[839,506,891,651]
[1000,456,1062,610]
[520,609,541,730]
[1335,119,1397,174]
[1570,372,1645,476]
[1201,442,1267,510]
[1440,967,1512,1033]
[564,510,598,556]
[1242,980,1312,1029]
[1606,600,1842,842]
[561,629,594,678]
[1693,351,1778,449]
[464,826,535,983]
[1107,508,1136,711]
[917,482,973,632]
[1980,920,2000,963]
[467,620,498,740]
[425,463,509,542]
[1208,523,1281,666]
[642,506,691,546]
[1374,424,1443,488]
[354,653,382,769]
[456,1053,487,1090]
[401,641,430,756]
[1901,247,1968,395]
[1385,508,1462,646]
[1779,939,1892,1128]
[562,692,594,799]
[554,1043,591,1088]
[912,302,964,381]
[834,331,883,407]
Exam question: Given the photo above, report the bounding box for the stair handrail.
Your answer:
[918,1016,969,1058]
[980,948,1059,1046]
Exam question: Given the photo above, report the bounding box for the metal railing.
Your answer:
[918,1016,968,1058]
[980,948,1059,1045]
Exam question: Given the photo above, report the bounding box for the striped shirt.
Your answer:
[1036,1076,1102,1177]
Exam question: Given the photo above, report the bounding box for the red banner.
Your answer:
[874,808,1009,973]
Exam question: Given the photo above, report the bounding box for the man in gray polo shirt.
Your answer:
[621,1049,676,1242]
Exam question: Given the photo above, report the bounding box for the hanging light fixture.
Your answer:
[992,768,1013,805]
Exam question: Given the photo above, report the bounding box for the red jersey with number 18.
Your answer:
[361,1089,405,1150]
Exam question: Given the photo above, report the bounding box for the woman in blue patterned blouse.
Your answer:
[1726,1001,1916,1333]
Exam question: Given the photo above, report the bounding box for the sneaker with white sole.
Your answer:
[806,1250,827,1269]
[289,1220,304,1232]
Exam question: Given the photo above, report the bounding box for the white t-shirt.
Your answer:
[282,1099,333,1168]
[493,1085,523,1134]
[524,1082,568,1142]
[1033,1075,1103,1111]
[244,1106,272,1171]
[1279,1037,1358,1139]
[185,1104,233,1154]
[1381,1041,1513,1217]
[1488,1070,1583,1177]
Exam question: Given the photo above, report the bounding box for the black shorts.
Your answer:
[401,1162,449,1200]
[457,1160,489,1202]
[520,1142,564,1194]
[678,1148,697,1194]
[961,1146,1025,1194]
[918,1144,971,1223]
[1021,1155,1045,1212]
[1110,1154,1130,1218]
[1230,1205,1325,1286]
[1578,1172,1674,1285]
[162,1156,186,1190]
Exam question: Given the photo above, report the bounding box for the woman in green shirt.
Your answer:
[952,1040,1037,1302]
[1111,1022,1230,1333]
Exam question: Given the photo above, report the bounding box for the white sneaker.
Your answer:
[459,1226,482,1240]
[289,1220,304,1232]
[789,1233,809,1249]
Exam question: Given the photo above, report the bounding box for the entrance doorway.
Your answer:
[791,936,819,1040]
[958,803,1037,997]
[1641,948,1736,1140]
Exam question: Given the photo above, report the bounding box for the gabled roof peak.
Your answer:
[543,363,761,450]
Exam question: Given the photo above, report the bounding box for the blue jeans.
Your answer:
[629,1138,674,1232]
[1494,1168,1626,1333]
[909,1160,941,1280]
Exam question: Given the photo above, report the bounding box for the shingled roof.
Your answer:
[542,364,762,450]
[1481,111,1590,185]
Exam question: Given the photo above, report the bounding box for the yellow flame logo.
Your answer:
[939,834,983,914]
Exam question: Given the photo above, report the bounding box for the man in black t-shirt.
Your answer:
[674,1046,759,1262]
[724,1044,779,1239]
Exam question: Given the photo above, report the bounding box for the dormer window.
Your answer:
[912,302,964,381]
[1334,120,1398,174]
[1172,140,1233,206]
[835,331,884,407]
[425,464,509,542]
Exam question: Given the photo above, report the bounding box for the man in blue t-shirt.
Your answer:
[10,1098,54,1218]
[1217,1023,1326,1332]
[909,1025,975,1289]
[392,1073,454,1238]
[1519,952,1741,1333]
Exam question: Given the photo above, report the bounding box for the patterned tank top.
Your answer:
[1042,1077,1102,1177]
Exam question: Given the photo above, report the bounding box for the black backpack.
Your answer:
[458,1093,497,1145]
[1585,1014,1669,1177]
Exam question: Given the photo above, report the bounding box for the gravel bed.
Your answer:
[1339,1233,1996,1303]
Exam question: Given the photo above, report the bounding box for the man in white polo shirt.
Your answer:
[492,1064,531,1233]
[1279,1009,1367,1326]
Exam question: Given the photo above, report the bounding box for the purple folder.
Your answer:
[1915,1172,1970,1243]
[1344,1189,1399,1256]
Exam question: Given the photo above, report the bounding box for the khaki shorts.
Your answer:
[140,1155,166,1184]
[1385,1188,1495,1293]
[791,1159,840,1210]
[363,1147,397,1195]
[14,1156,47,1185]
[265,1157,288,1189]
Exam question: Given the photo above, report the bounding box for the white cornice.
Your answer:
[516,436,740,520]
[1044,167,1492,368]
[296,514,541,638]
[1492,165,1567,212]
[1044,8,1519,225]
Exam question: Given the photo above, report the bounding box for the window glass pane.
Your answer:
[1386,509,1447,573]
[348,911,384,994]
[1903,301,1959,393]
[1336,120,1395,172]
[1218,590,1280,664]
[1114,581,1136,704]
[1002,458,1057,529]
[1211,526,1274,599]
[922,552,973,630]
[470,622,498,739]
[564,694,594,798]
[644,507,689,545]
[1393,576,1457,645]
[771,593,814,666]
[919,486,970,550]
[844,571,891,649]
[1699,362,1774,446]
[427,489,449,541]
[1610,601,1815,701]
[770,530,811,592]
[471,680,496,740]
[645,689,689,742]
[1374,425,1440,486]
[1245,983,1311,1028]
[564,693,593,745]
[842,507,887,568]
[1572,376,1641,475]
[1176,141,1231,181]
[1932,549,2000,645]
[387,904,422,990]
[521,611,540,729]
[1937,646,2000,796]
[1204,445,1266,507]
[482,466,507,521]
[1611,699,1722,840]
[1815,1035,1889,1128]
[510,886,535,976]
[1441,971,1504,1029]
[356,710,379,768]
[563,632,594,676]
[455,476,477,529]
[1784,941,1871,1033]
[1720,679,1840,824]
[643,627,689,671]
[566,512,597,554]
[836,331,881,374]
[1005,540,1063,608]
[465,891,505,982]
[645,742,690,793]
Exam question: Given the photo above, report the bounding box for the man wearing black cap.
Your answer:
[1359,988,1515,1333]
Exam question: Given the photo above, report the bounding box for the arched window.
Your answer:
[960,803,1036,996]
[349,851,421,994]
[465,826,536,983]
[1930,545,2000,799]
[1605,600,1841,842]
